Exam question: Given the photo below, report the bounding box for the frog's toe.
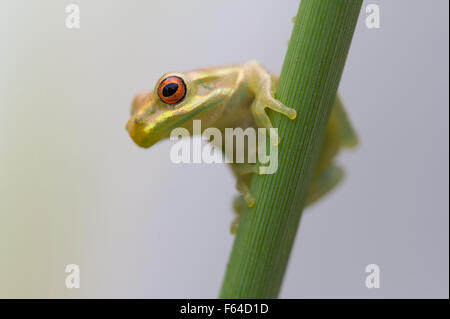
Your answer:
[236,179,255,208]
[245,194,255,208]
[266,96,297,119]
[230,216,240,234]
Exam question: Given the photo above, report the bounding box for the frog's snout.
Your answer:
[126,90,182,148]
[127,92,153,148]
[126,114,151,148]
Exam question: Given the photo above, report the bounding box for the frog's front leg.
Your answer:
[243,61,297,145]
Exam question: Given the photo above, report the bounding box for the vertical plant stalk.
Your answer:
[220,0,362,298]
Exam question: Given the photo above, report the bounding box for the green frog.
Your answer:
[126,61,357,233]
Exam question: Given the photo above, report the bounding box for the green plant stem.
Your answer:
[220,0,362,298]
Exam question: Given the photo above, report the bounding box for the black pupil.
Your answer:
[162,83,179,97]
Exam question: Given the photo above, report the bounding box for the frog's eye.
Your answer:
[157,76,186,105]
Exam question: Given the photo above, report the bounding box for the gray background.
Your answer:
[0,0,448,298]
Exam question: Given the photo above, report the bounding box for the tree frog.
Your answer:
[126,61,357,233]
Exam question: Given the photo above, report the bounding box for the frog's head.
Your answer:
[126,72,225,148]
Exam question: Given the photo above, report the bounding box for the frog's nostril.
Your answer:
[134,115,145,125]
[126,115,141,134]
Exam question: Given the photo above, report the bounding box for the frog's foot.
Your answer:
[306,164,344,206]
[230,216,240,235]
[236,178,255,208]
[251,95,297,146]
[244,61,297,145]
[231,164,261,234]
[233,163,260,206]
[231,195,245,234]
[233,195,245,214]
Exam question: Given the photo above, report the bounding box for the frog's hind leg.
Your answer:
[305,95,357,206]
[306,164,344,206]
[332,95,358,149]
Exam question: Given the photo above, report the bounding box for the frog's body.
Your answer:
[126,61,357,233]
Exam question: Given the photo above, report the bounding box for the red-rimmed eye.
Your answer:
[157,76,186,104]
